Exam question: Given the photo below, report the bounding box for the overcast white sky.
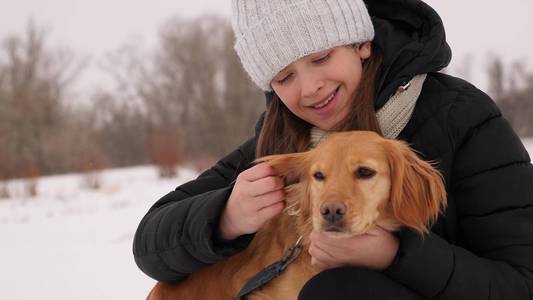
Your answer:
[0,0,532,93]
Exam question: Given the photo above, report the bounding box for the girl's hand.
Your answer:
[219,163,285,240]
[308,226,399,271]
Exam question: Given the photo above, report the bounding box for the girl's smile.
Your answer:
[307,86,339,115]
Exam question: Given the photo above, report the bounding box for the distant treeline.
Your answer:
[0,17,264,193]
[486,57,533,137]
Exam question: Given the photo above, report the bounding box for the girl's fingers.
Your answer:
[365,225,387,236]
[257,201,285,223]
[255,189,285,209]
[310,257,328,270]
[308,242,336,263]
[310,230,346,250]
[240,163,277,182]
[310,254,341,270]
[249,175,284,197]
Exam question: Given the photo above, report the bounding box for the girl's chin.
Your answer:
[311,111,348,131]
[311,120,337,131]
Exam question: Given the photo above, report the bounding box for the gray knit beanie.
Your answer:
[232,0,375,91]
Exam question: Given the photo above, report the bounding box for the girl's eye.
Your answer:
[313,53,330,64]
[276,73,293,85]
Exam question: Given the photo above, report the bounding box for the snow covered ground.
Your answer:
[0,165,198,300]
[1,138,532,300]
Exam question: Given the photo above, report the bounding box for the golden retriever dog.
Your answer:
[147,131,447,300]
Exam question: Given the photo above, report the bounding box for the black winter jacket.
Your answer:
[133,0,533,298]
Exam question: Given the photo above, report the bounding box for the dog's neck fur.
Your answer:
[235,211,317,299]
[252,210,311,255]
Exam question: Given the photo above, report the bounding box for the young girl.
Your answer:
[133,0,533,299]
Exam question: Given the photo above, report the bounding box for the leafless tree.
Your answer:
[487,55,505,101]
[488,55,533,137]
[101,15,264,170]
[149,15,264,161]
[0,21,83,194]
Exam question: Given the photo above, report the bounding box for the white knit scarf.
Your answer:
[309,73,427,148]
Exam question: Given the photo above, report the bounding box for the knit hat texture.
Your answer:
[232,0,375,91]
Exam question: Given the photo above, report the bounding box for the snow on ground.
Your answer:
[0,165,197,300]
[1,139,532,300]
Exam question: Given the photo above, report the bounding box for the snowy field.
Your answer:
[0,166,198,299]
[1,138,533,300]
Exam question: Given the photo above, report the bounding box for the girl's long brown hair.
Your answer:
[256,45,383,157]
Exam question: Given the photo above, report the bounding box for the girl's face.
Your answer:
[271,43,371,131]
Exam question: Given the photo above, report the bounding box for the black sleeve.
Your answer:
[133,137,257,282]
[385,92,533,299]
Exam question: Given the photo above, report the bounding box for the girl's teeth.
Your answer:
[314,92,335,109]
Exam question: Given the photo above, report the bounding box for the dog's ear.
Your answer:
[384,140,447,235]
[256,152,310,185]
[257,152,312,221]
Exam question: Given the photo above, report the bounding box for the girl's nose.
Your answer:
[300,71,325,98]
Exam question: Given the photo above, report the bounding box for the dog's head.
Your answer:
[258,131,447,237]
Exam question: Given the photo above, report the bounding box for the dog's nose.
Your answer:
[320,202,346,224]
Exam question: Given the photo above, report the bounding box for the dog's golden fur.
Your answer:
[147,131,447,300]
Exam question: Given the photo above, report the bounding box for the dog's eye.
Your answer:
[313,171,325,181]
[356,167,376,179]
